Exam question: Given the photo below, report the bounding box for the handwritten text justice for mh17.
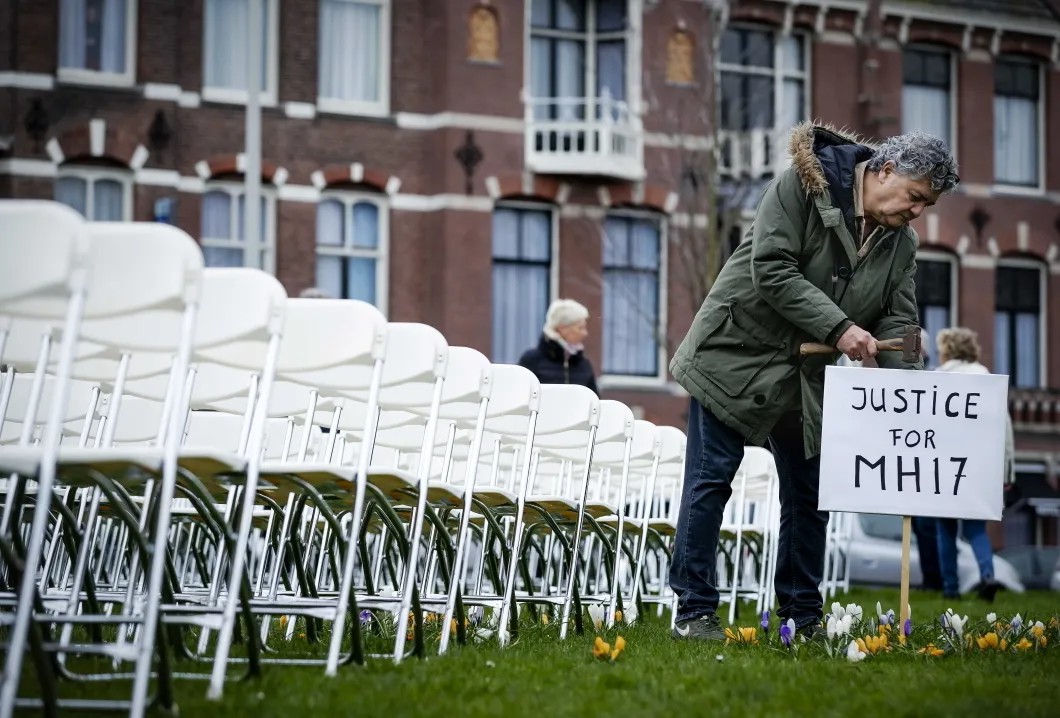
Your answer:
[849,385,979,497]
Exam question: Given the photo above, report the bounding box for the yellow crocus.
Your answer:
[592,636,611,660]
[278,615,288,630]
[610,635,627,661]
[918,644,945,657]
[541,613,551,626]
[1030,623,1045,639]
[615,610,623,623]
[724,626,758,645]
[1015,638,1033,652]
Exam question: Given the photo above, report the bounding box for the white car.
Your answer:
[841,513,1024,594]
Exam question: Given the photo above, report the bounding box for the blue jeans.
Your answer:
[937,518,994,596]
[669,399,829,628]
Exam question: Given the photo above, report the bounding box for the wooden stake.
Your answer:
[899,515,912,644]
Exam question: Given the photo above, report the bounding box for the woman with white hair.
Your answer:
[517,298,599,396]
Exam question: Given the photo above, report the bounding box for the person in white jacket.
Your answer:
[934,327,1015,601]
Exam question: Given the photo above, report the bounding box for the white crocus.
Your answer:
[846,603,864,624]
[837,614,854,638]
[831,602,845,619]
[1011,613,1023,631]
[846,639,867,663]
[587,604,605,629]
[826,615,838,640]
[986,612,997,624]
[622,603,639,625]
[948,613,968,639]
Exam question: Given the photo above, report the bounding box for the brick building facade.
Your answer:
[1,0,1059,545]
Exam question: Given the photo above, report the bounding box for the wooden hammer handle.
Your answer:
[799,337,904,356]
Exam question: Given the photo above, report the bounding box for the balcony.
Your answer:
[1009,388,1060,434]
[717,128,792,180]
[524,92,644,181]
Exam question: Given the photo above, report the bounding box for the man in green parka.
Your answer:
[669,122,959,640]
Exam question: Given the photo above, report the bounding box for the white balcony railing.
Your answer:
[717,128,792,179]
[524,91,644,181]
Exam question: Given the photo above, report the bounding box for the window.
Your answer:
[492,205,553,364]
[529,0,628,122]
[203,0,277,103]
[318,0,391,115]
[903,48,953,150]
[55,168,131,221]
[914,255,956,369]
[994,58,1040,187]
[200,186,274,272]
[602,214,662,377]
[719,27,806,133]
[58,0,136,84]
[994,262,1044,388]
[316,196,388,311]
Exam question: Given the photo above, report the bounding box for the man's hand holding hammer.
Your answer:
[837,324,878,363]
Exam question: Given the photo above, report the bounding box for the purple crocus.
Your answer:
[359,609,372,626]
[779,618,795,647]
[903,618,912,637]
[760,610,771,633]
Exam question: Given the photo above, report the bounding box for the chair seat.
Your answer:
[258,461,355,498]
[0,446,163,479]
[472,487,519,509]
[582,501,616,519]
[366,468,419,502]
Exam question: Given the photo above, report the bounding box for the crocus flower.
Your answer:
[467,606,483,625]
[831,602,845,619]
[592,636,610,659]
[918,644,944,657]
[724,626,758,645]
[845,639,867,663]
[838,614,854,638]
[1031,621,1047,647]
[846,603,864,624]
[1011,613,1023,631]
[826,615,838,640]
[986,612,997,625]
[856,634,888,654]
[976,632,1008,651]
[780,618,795,647]
[903,618,912,637]
[610,635,627,661]
[948,612,968,639]
[621,604,639,625]
[359,610,372,626]
[1015,637,1034,652]
[588,604,605,630]
[760,610,771,633]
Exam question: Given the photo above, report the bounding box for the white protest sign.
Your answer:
[819,366,1008,521]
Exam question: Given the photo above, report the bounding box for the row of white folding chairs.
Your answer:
[0,200,688,716]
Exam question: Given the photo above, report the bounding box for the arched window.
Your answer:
[315,193,388,311]
[55,164,131,221]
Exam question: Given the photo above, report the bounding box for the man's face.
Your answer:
[866,162,942,228]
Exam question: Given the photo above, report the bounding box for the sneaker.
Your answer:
[975,579,1001,603]
[796,621,826,642]
[672,613,725,641]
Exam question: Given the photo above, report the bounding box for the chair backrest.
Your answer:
[0,200,90,318]
[275,298,387,381]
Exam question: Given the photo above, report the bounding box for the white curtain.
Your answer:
[903,85,950,148]
[202,191,243,267]
[55,177,87,216]
[556,40,585,120]
[319,0,380,102]
[93,179,124,220]
[993,312,1011,379]
[602,218,659,376]
[317,200,344,246]
[1014,312,1040,388]
[59,0,87,70]
[351,202,379,248]
[921,305,949,369]
[491,208,551,363]
[781,78,803,132]
[205,0,267,91]
[344,257,376,303]
[530,38,552,119]
[596,40,626,111]
[994,95,1037,185]
[100,0,127,73]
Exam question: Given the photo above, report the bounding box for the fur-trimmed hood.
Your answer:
[787,122,875,197]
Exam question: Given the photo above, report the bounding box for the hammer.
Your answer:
[800,325,922,362]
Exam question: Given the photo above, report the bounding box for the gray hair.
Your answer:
[866,131,959,194]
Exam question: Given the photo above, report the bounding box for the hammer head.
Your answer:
[902,326,923,363]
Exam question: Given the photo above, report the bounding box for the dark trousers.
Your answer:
[911,516,943,590]
[669,399,829,628]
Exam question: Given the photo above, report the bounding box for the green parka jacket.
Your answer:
[670,123,924,458]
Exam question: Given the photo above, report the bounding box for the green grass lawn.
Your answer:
[16,587,1060,717]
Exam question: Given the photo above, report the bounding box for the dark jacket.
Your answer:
[518,335,599,396]
[670,122,923,457]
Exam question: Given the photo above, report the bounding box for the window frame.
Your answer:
[599,208,668,387]
[316,0,392,117]
[994,257,1047,389]
[315,190,390,314]
[54,165,133,221]
[717,24,809,133]
[901,44,958,158]
[490,200,559,364]
[200,182,277,274]
[914,250,958,369]
[524,0,640,118]
[992,55,1045,195]
[57,0,139,87]
[201,0,280,106]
